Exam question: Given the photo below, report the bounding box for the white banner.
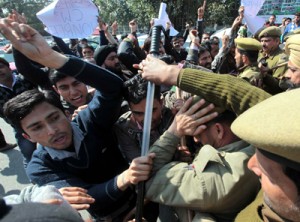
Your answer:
[37,0,98,38]
[241,0,299,34]
[154,3,179,36]
[241,0,265,34]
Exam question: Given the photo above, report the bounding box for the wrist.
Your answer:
[167,123,182,138]
[117,171,130,191]
[165,65,181,85]
[192,41,200,48]
[41,51,69,69]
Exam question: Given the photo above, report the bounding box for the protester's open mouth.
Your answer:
[71,95,83,103]
[52,133,67,145]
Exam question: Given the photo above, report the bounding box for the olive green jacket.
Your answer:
[258,47,288,79]
[177,68,271,115]
[238,65,262,87]
[146,132,260,222]
[235,190,286,222]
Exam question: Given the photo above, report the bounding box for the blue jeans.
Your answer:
[14,129,36,169]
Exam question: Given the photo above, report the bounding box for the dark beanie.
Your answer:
[0,57,9,67]
[94,45,117,66]
[0,198,84,222]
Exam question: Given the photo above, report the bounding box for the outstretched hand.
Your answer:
[133,55,180,85]
[0,18,67,68]
[59,187,95,210]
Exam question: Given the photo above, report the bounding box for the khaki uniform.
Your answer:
[146,132,260,222]
[258,47,288,79]
[238,65,262,87]
[235,190,286,222]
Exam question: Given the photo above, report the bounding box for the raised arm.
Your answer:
[139,55,271,115]
[13,48,52,90]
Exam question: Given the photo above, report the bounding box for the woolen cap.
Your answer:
[235,38,262,51]
[94,45,117,66]
[231,89,300,169]
[285,34,300,69]
[259,26,281,39]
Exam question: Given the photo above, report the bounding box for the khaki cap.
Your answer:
[235,38,262,51]
[285,34,300,69]
[259,26,281,39]
[231,89,300,166]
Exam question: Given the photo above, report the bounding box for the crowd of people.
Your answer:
[0,3,299,222]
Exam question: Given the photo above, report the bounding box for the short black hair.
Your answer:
[49,69,68,86]
[237,48,259,64]
[198,45,211,57]
[4,89,64,132]
[208,110,237,125]
[124,75,161,104]
[82,45,94,52]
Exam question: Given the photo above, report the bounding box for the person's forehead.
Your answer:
[21,102,64,128]
[256,149,284,175]
[56,76,81,87]
[106,51,117,58]
[130,98,161,110]
[200,51,210,58]
[260,37,273,41]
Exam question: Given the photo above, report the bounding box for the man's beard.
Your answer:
[279,78,300,91]
[106,65,122,75]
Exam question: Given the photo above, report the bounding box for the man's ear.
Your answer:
[52,85,59,94]
[214,123,225,140]
[241,54,248,63]
[22,133,36,143]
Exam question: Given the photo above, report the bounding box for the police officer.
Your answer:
[234,38,263,87]
[233,88,300,221]
[283,34,300,89]
[258,26,288,94]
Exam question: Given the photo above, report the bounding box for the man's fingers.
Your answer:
[194,111,218,126]
[42,198,63,205]
[59,187,88,192]
[70,203,91,210]
[133,64,140,69]
[65,196,95,204]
